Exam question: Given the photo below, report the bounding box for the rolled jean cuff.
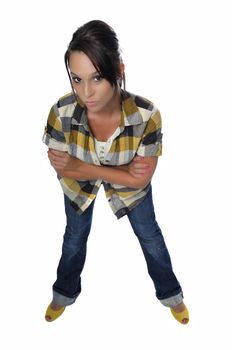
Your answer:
[159,292,183,308]
[52,290,78,306]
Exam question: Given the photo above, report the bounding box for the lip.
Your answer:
[85,101,97,106]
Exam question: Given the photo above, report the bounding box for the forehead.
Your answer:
[69,51,97,75]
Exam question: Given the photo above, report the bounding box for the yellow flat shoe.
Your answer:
[45,304,65,322]
[171,305,189,324]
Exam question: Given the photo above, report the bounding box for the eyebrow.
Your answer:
[70,71,99,77]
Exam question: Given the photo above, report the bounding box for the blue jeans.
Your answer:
[52,189,183,307]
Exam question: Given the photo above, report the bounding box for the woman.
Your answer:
[43,20,189,324]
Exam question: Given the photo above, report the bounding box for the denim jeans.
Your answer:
[52,189,183,308]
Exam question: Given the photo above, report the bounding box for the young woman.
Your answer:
[43,20,189,324]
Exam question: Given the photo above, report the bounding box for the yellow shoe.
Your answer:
[171,304,189,324]
[45,303,65,322]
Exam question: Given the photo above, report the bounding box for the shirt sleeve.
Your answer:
[136,109,163,157]
[42,103,69,152]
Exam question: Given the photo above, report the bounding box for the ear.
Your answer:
[119,63,125,78]
[117,63,125,87]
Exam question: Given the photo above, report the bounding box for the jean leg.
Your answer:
[127,188,183,306]
[52,195,95,306]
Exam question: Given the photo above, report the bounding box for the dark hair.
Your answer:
[64,20,125,94]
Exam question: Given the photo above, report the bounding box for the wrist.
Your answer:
[117,164,129,172]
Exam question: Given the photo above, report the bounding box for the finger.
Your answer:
[134,167,149,173]
[131,173,144,178]
[48,149,67,158]
[134,156,144,161]
[48,151,68,163]
[50,161,65,170]
[48,153,66,168]
[132,157,149,166]
[132,170,149,176]
[133,162,150,169]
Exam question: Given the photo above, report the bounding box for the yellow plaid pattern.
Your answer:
[43,90,162,218]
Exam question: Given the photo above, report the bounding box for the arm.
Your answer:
[86,156,158,189]
[43,103,69,151]
[48,149,158,189]
[47,108,162,189]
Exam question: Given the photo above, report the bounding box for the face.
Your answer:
[69,51,118,113]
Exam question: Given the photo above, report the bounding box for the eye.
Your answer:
[72,76,81,84]
[93,74,103,82]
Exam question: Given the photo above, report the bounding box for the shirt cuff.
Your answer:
[42,134,68,152]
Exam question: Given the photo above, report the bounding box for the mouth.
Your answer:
[85,101,97,107]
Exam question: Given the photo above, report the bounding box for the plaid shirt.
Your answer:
[43,90,162,219]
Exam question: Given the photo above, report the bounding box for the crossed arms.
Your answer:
[48,149,158,189]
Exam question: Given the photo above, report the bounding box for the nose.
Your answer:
[83,82,94,98]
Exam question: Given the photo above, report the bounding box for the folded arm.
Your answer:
[48,149,158,189]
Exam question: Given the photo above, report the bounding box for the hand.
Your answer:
[126,156,150,178]
[47,149,83,174]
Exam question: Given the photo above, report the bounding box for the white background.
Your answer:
[1,0,232,348]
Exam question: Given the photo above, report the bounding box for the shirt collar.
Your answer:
[71,97,88,125]
[120,90,144,126]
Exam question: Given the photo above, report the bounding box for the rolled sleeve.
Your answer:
[137,110,163,157]
[42,103,68,152]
